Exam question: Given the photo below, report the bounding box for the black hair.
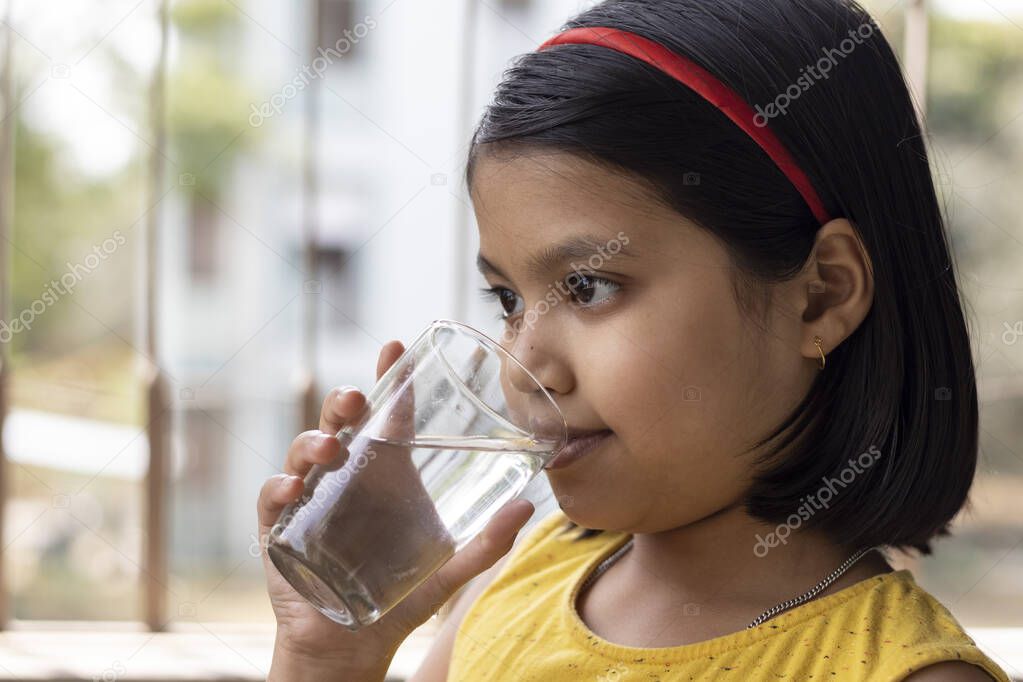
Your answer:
[465,0,978,557]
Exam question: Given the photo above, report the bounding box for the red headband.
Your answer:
[537,27,832,225]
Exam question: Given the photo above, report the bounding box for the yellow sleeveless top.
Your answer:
[449,510,1010,681]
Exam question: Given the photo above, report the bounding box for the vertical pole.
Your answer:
[0,0,15,631]
[299,0,322,432]
[904,0,929,127]
[452,0,478,323]
[142,0,171,631]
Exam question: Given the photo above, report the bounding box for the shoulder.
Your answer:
[901,661,997,681]
[824,572,1009,681]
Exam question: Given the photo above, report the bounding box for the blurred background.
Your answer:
[0,0,1020,679]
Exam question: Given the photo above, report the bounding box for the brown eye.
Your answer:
[497,288,519,315]
[478,286,524,320]
[565,274,620,307]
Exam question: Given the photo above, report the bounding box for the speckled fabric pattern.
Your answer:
[448,510,1010,681]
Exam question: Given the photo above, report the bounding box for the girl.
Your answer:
[257,0,1013,680]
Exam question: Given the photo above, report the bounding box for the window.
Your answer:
[313,244,358,330]
[188,196,219,279]
[316,0,364,65]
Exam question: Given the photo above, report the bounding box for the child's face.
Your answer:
[470,151,816,534]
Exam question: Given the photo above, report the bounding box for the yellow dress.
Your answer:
[448,510,1010,681]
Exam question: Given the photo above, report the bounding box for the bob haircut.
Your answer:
[464,0,978,557]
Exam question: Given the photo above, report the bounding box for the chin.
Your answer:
[548,500,623,534]
[544,479,626,528]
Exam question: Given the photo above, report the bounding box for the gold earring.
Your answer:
[813,335,826,370]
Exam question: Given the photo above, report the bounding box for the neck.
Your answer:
[621,502,893,610]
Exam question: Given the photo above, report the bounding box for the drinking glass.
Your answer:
[267,319,567,630]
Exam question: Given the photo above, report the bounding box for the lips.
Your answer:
[545,428,612,470]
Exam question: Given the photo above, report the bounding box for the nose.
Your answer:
[496,321,570,445]
[501,321,570,398]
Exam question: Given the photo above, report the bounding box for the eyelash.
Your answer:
[477,274,622,321]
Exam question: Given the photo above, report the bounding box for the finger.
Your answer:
[283,430,344,478]
[319,386,368,435]
[382,356,416,444]
[375,340,414,444]
[256,473,305,533]
[415,499,534,614]
[316,340,402,436]
[376,340,405,381]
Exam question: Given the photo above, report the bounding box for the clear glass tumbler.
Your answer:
[267,319,567,630]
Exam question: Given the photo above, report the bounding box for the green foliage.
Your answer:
[166,0,258,199]
[10,120,142,355]
[166,53,256,198]
[928,16,1023,149]
[170,0,239,34]
[6,0,255,420]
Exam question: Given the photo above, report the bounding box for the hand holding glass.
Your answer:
[267,319,567,630]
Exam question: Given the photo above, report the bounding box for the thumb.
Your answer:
[412,499,535,620]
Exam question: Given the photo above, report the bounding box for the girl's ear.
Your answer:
[797,218,876,361]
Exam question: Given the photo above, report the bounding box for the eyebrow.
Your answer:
[476,234,636,282]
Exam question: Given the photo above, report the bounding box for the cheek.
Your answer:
[599,275,753,451]
[577,277,767,524]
